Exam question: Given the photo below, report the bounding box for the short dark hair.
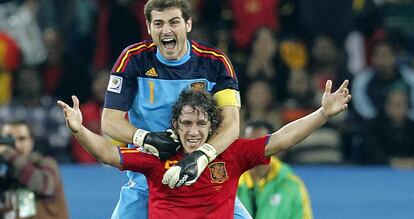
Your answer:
[144,0,192,22]
[0,120,34,138]
[244,120,275,134]
[171,90,222,135]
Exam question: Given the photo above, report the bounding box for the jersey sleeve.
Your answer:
[232,136,271,172]
[212,52,240,108]
[213,89,241,108]
[104,71,137,111]
[211,52,239,93]
[104,43,151,111]
[118,147,158,175]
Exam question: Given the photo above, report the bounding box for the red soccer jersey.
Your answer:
[120,135,271,219]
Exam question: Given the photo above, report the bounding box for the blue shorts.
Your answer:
[111,176,252,218]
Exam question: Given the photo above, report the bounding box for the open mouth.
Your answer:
[187,139,200,148]
[161,38,176,50]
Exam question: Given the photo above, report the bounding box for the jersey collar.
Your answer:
[156,40,191,66]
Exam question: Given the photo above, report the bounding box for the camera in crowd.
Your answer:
[0,136,14,148]
[0,136,15,204]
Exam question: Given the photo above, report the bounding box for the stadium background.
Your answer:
[1,0,414,218]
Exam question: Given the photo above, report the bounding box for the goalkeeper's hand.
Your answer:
[162,143,217,189]
[133,129,180,160]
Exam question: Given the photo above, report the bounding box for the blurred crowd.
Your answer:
[0,0,414,168]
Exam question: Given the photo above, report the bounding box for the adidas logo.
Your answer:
[145,67,158,77]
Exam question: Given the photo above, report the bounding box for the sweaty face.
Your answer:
[1,124,34,156]
[175,106,211,154]
[147,7,192,60]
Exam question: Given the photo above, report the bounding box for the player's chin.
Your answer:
[185,144,200,152]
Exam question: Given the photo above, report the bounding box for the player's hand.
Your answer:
[162,143,217,188]
[57,95,83,133]
[133,129,180,160]
[321,80,352,118]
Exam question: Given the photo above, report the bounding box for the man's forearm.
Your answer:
[206,106,240,154]
[266,107,328,156]
[101,108,137,143]
[73,125,121,167]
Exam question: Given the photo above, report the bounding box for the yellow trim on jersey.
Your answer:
[214,89,241,108]
[116,43,156,72]
[288,174,313,219]
[191,44,236,79]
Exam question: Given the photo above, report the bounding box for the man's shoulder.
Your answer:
[112,41,156,73]
[190,40,227,56]
[123,40,157,55]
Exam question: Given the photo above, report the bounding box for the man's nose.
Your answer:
[188,124,199,135]
[161,24,172,34]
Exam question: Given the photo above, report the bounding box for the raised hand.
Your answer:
[321,80,352,118]
[57,95,82,133]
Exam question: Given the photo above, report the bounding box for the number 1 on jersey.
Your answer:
[148,81,155,104]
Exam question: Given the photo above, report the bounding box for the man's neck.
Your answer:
[156,40,191,66]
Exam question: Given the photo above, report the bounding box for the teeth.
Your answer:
[162,38,174,42]
[188,139,199,143]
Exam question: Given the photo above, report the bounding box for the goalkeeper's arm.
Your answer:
[102,108,180,160]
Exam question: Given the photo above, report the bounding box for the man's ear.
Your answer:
[146,20,151,35]
[186,17,192,33]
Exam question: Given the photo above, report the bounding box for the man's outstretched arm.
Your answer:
[58,96,122,168]
[265,80,352,156]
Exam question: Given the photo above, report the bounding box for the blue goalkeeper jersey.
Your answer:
[105,40,238,187]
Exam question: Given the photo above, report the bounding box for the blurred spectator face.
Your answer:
[1,124,34,156]
[252,28,277,59]
[43,28,63,65]
[372,42,396,77]
[146,7,192,60]
[288,70,311,97]
[385,89,409,124]
[16,68,42,99]
[311,35,338,66]
[244,126,269,139]
[246,80,273,110]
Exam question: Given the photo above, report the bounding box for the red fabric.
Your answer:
[43,65,62,95]
[121,136,270,219]
[93,0,110,70]
[231,0,280,49]
[0,32,21,71]
[71,101,102,163]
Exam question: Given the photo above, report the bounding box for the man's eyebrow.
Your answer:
[152,17,181,23]
[169,17,181,21]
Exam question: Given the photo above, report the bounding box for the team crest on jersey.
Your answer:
[190,81,206,91]
[145,67,158,77]
[208,162,229,183]
[107,75,123,93]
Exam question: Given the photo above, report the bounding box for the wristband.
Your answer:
[196,143,217,162]
[132,129,149,146]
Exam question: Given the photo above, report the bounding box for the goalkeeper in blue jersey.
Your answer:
[101,0,247,218]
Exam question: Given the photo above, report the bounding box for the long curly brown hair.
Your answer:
[171,90,223,137]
